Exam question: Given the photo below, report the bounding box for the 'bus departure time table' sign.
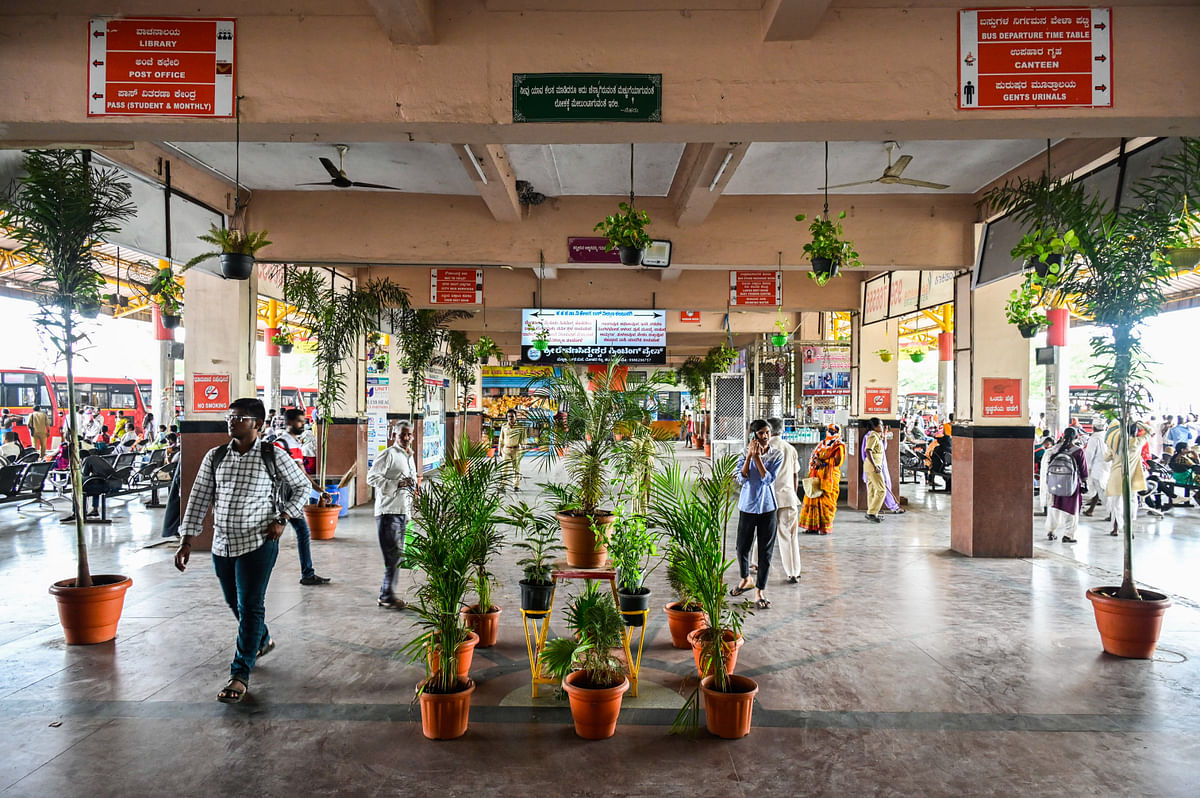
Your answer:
[88,17,236,116]
[958,7,1111,109]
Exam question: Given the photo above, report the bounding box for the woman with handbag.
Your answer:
[799,423,847,535]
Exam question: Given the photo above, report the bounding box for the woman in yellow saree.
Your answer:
[799,423,846,535]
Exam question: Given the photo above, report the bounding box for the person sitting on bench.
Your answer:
[81,453,120,517]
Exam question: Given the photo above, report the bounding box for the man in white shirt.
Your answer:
[767,417,801,584]
[366,420,417,609]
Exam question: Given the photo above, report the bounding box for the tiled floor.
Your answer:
[1,443,1198,797]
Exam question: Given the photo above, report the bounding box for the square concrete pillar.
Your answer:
[845,418,902,511]
[950,426,1034,557]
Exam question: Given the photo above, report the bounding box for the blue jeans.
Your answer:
[377,514,407,601]
[213,539,279,682]
[289,516,315,580]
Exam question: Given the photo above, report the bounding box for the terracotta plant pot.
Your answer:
[687,627,743,678]
[48,574,133,645]
[419,678,475,740]
[704,443,712,457]
[461,605,502,648]
[1086,587,1172,659]
[700,674,759,739]
[664,601,707,649]
[428,630,480,682]
[562,670,630,740]
[556,511,614,568]
[304,504,340,540]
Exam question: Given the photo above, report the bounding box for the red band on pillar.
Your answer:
[266,327,280,357]
[153,306,174,341]
[1046,308,1068,347]
[938,331,953,362]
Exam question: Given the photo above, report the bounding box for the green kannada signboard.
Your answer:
[513,73,662,123]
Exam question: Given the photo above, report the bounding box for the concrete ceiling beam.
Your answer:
[367,0,437,45]
[669,142,750,227]
[761,0,833,41]
[973,138,1127,215]
[451,143,522,223]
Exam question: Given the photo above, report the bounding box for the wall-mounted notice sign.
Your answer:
[191,372,230,414]
[567,237,621,264]
[982,377,1023,417]
[520,308,666,364]
[958,7,1111,109]
[680,311,701,323]
[729,271,782,306]
[88,17,235,116]
[864,387,893,415]
[430,268,483,304]
[513,73,662,123]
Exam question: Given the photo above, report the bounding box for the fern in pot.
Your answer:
[183,224,272,280]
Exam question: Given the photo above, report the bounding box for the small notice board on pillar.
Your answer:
[864,387,893,414]
[982,378,1022,418]
[191,373,230,414]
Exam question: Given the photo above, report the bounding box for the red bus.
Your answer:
[51,375,148,436]
[135,379,185,418]
[0,368,61,448]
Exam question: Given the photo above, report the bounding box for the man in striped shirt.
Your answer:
[174,397,312,705]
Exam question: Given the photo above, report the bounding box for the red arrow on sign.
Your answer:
[1094,22,1106,30]
[91,93,103,99]
[1095,84,1108,92]
[92,29,105,37]
[1094,54,1106,62]
[92,60,104,67]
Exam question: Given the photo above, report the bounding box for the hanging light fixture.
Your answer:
[531,250,549,351]
[771,250,789,348]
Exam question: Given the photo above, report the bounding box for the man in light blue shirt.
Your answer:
[1165,416,1194,447]
[730,418,782,609]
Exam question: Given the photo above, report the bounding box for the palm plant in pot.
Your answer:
[506,500,564,617]
[649,454,758,738]
[2,149,136,644]
[984,137,1200,658]
[399,472,479,740]
[526,358,666,567]
[540,581,630,739]
[393,308,472,423]
[183,224,272,280]
[796,211,861,286]
[435,330,480,416]
[594,201,652,266]
[284,267,410,537]
[147,262,184,329]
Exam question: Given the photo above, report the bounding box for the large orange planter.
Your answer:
[664,602,707,649]
[304,504,340,540]
[563,670,629,739]
[687,627,743,678]
[428,630,480,682]
[461,605,502,648]
[556,512,614,568]
[49,574,133,645]
[1086,587,1172,659]
[701,674,759,739]
[419,678,475,740]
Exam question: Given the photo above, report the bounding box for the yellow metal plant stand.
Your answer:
[520,566,647,699]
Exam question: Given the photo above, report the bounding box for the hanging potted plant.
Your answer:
[183,224,272,280]
[103,291,130,309]
[1004,274,1048,339]
[147,264,184,328]
[875,348,894,363]
[2,150,137,644]
[770,311,790,348]
[607,504,660,627]
[905,348,926,363]
[475,334,503,365]
[284,267,410,538]
[648,454,758,739]
[984,137,1200,658]
[506,500,564,617]
[270,327,294,354]
[796,211,861,286]
[525,318,551,351]
[540,581,630,739]
[594,201,653,266]
[1011,227,1079,282]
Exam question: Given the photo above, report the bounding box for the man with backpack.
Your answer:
[1044,427,1088,543]
[272,408,330,586]
[173,398,313,705]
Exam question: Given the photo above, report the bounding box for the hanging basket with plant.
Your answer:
[874,348,894,363]
[147,263,184,328]
[1012,227,1079,282]
[271,327,294,354]
[905,349,926,363]
[183,225,272,280]
[526,318,551,352]
[1004,274,1048,338]
[796,211,861,286]
[475,334,503,365]
[594,201,652,266]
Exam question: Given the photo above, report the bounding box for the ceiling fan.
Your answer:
[297,144,405,191]
[820,141,950,191]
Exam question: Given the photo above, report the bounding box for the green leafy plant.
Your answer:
[593,201,652,251]
[284,267,410,501]
[434,330,479,416]
[874,348,894,363]
[443,432,509,617]
[182,225,272,270]
[607,503,660,592]
[474,334,504,364]
[1011,227,1079,283]
[539,581,627,691]
[796,211,861,285]
[270,327,294,347]
[505,500,564,585]
[1,150,136,589]
[146,263,183,317]
[1004,273,1048,334]
[394,308,472,423]
[986,138,1200,600]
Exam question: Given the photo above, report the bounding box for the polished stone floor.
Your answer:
[1,443,1198,797]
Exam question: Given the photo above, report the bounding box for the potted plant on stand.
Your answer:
[284,267,410,538]
[400,473,480,740]
[984,137,1200,657]
[2,150,137,644]
[540,581,630,739]
[147,262,184,329]
[183,224,272,280]
[796,211,861,286]
[607,504,660,627]
[506,501,564,617]
[594,201,652,266]
[527,359,666,567]
[270,327,294,354]
[650,454,757,738]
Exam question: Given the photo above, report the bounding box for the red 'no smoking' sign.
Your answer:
[192,373,231,414]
